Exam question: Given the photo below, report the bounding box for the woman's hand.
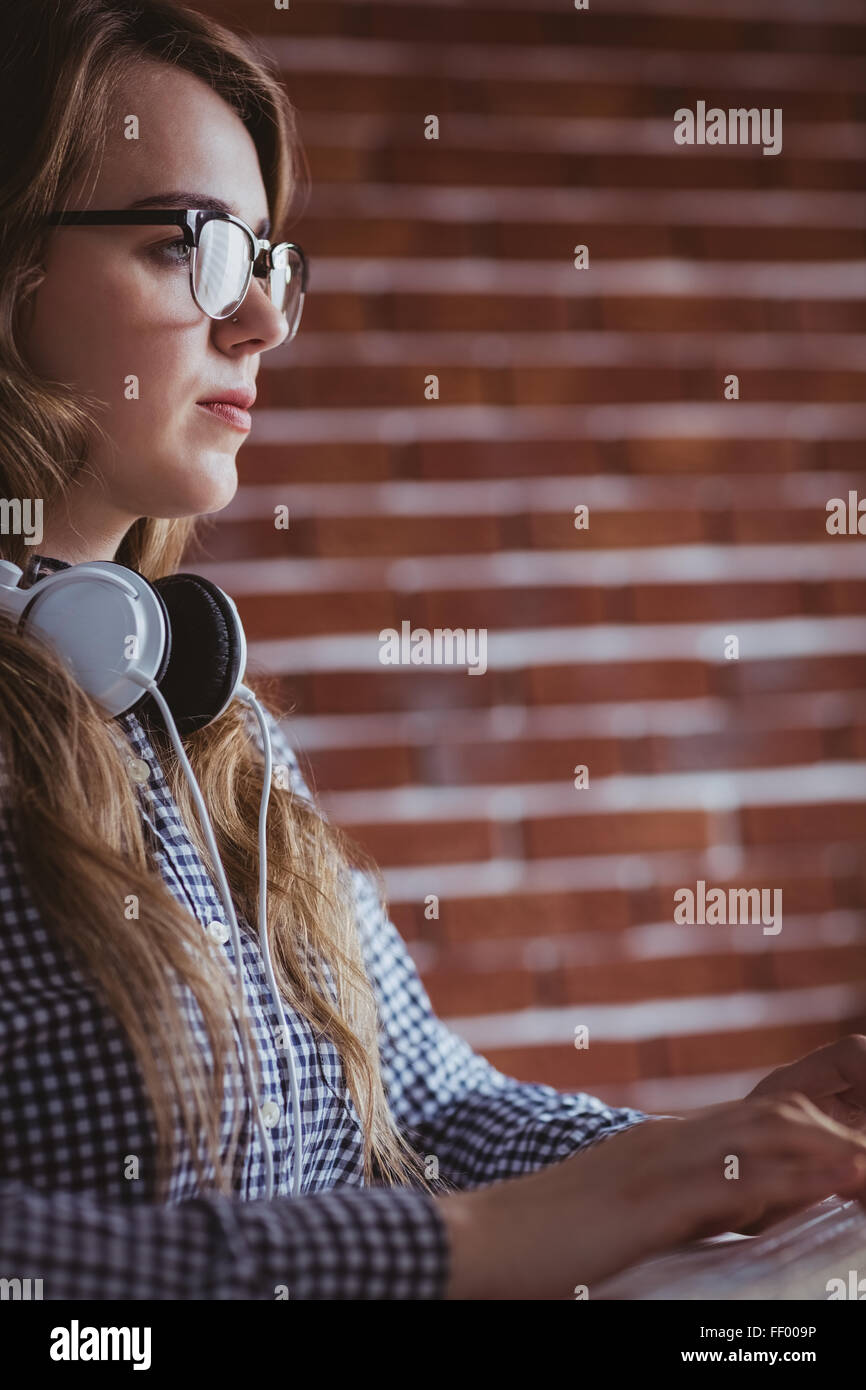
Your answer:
[746,1033,866,1133]
[438,1092,866,1299]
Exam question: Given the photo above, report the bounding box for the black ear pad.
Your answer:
[136,572,245,736]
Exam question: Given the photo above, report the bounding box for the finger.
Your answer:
[758,1089,863,1134]
[830,1155,866,1197]
[758,1036,866,1110]
[737,1202,809,1235]
[818,1092,866,1131]
[683,1152,866,1239]
[732,1098,866,1160]
[771,1153,866,1202]
[736,1183,857,1236]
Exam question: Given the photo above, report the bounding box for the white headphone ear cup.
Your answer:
[18,563,168,718]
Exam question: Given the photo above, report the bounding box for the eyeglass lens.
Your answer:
[194,218,304,326]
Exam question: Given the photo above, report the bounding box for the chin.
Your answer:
[151,458,239,518]
[198,472,239,516]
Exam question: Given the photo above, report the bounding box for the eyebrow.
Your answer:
[126,191,271,239]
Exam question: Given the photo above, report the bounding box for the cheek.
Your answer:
[23,247,189,393]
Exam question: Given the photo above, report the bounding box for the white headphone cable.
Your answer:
[236,685,305,1200]
[127,674,303,1199]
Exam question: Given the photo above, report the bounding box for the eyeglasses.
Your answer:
[44,207,309,337]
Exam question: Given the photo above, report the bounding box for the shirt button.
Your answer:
[206,920,230,945]
[127,756,151,784]
[261,1100,281,1128]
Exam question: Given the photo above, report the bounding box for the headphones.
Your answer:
[0,556,247,734]
[0,554,303,1199]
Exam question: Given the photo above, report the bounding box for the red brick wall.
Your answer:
[192,0,866,1113]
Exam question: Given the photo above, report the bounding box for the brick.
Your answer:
[700,226,866,261]
[528,660,710,704]
[346,818,497,868]
[633,581,801,623]
[427,736,622,786]
[387,901,422,942]
[603,296,773,334]
[822,581,866,616]
[422,585,608,630]
[503,224,675,260]
[423,967,537,1016]
[302,669,511,716]
[665,1021,853,1077]
[718,656,866,699]
[313,514,502,558]
[436,889,631,944]
[524,809,711,858]
[849,725,866,760]
[483,1041,641,1089]
[647,728,824,774]
[730,510,841,545]
[238,590,397,638]
[306,744,414,791]
[558,953,747,1005]
[414,438,609,480]
[771,946,866,990]
[234,444,393,485]
[528,509,705,550]
[188,518,316,562]
[742,802,866,847]
[626,438,804,475]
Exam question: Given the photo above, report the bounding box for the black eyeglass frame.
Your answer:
[44,207,309,335]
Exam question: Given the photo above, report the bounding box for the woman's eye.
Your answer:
[153,238,190,265]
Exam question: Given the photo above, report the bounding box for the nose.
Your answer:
[222,272,289,352]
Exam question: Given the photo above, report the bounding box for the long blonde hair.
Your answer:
[0,0,433,1200]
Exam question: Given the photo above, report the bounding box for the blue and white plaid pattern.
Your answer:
[0,557,649,1298]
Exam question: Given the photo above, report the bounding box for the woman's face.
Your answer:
[19,59,289,558]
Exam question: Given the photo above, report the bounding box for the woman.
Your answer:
[0,0,864,1301]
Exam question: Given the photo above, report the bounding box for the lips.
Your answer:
[196,401,252,432]
[196,387,256,410]
[195,386,256,433]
